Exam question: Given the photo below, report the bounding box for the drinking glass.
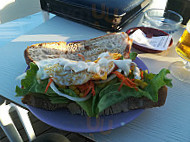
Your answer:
[142,9,183,34]
[169,20,190,83]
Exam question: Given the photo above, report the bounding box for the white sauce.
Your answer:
[64,61,88,72]
[131,62,141,79]
[35,52,141,84]
[87,62,100,73]
[113,59,132,76]
[98,52,110,58]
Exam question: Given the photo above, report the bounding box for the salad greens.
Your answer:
[16,60,172,117]
[129,52,138,60]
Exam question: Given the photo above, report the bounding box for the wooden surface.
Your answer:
[0,108,94,142]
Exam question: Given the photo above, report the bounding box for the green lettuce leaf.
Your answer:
[144,68,172,102]
[129,52,138,60]
[120,52,138,60]
[15,62,69,104]
[16,62,55,96]
[96,68,172,114]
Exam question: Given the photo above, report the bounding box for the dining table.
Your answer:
[1,1,190,141]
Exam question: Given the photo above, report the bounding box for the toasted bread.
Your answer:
[24,32,132,64]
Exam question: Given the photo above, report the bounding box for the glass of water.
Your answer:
[142,9,183,34]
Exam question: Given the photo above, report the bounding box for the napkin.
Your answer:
[129,29,172,51]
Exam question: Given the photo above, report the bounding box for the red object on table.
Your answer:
[126,27,173,53]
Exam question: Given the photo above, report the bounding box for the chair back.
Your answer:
[0,0,41,24]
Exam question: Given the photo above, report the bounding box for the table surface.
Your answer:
[1,2,190,142]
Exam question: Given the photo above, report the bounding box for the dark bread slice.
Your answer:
[22,93,67,110]
[127,86,167,109]
[22,86,167,115]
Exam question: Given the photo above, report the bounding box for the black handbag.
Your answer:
[40,0,151,31]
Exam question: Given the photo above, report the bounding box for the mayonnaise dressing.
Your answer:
[64,61,88,72]
[35,52,141,83]
[98,52,110,58]
[113,59,132,75]
[131,62,141,79]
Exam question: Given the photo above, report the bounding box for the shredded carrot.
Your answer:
[78,54,85,61]
[91,81,96,96]
[140,70,144,80]
[44,77,53,93]
[126,78,137,86]
[131,79,135,82]
[83,87,92,97]
[112,71,138,91]
[77,81,96,97]
[118,80,124,91]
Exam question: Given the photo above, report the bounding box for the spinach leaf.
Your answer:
[144,68,172,102]
[97,83,150,113]
[76,98,94,117]
[129,52,138,60]
[91,78,119,116]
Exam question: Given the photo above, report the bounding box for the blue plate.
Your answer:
[27,57,148,133]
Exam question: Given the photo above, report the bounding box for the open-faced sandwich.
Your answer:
[15,32,172,117]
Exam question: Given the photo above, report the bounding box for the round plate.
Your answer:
[126,27,173,53]
[27,57,148,133]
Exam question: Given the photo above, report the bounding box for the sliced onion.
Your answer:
[16,73,27,80]
[50,82,91,102]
